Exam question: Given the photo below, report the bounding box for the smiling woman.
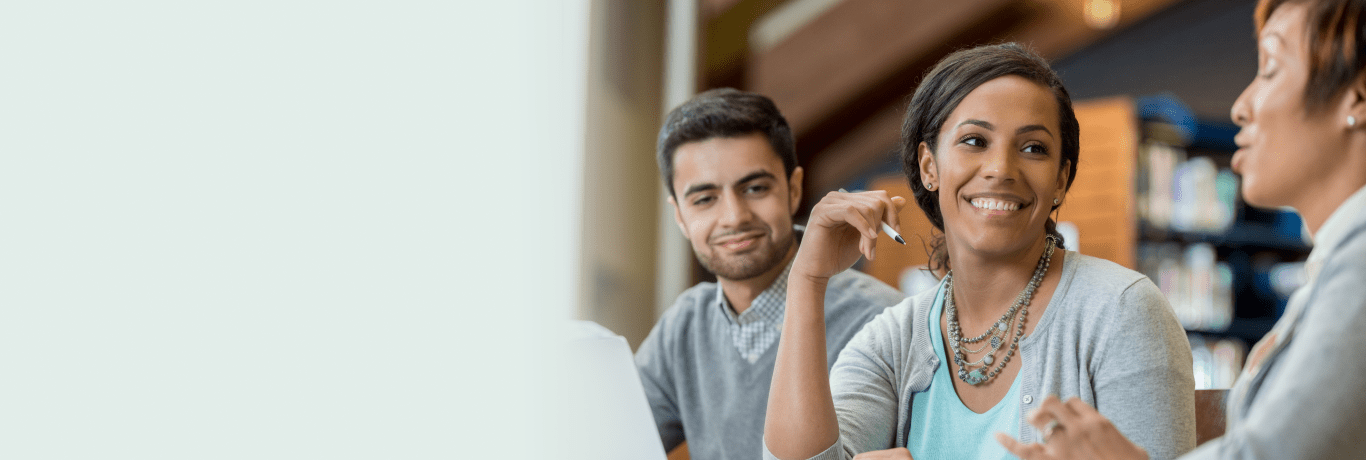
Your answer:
[762,43,1196,460]
[916,75,1071,273]
[900,44,1079,275]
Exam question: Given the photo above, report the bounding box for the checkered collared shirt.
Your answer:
[716,261,791,364]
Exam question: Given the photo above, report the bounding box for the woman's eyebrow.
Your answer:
[1017,125,1054,138]
[957,119,994,130]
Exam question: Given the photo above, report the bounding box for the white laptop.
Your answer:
[554,321,668,460]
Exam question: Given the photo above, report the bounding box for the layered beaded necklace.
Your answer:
[945,235,1057,386]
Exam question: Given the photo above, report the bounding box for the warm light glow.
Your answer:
[1084,0,1121,29]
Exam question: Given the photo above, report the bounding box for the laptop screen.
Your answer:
[553,322,667,460]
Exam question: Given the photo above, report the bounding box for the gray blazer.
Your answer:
[1184,186,1366,459]
[764,252,1196,460]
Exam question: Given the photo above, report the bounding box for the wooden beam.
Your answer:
[701,0,789,89]
[750,0,1019,138]
[1006,0,1188,59]
[808,103,904,199]
[801,0,1186,202]
[701,0,747,22]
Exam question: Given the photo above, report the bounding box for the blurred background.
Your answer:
[575,0,1308,393]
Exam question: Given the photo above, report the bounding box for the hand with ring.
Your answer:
[995,395,1149,460]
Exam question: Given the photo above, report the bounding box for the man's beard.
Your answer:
[695,228,794,281]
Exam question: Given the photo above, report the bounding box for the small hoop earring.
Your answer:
[1350,116,1357,128]
[1053,198,1061,206]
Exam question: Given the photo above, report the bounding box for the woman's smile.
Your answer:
[966,193,1031,216]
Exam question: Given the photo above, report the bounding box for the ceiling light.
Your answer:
[1084,0,1121,29]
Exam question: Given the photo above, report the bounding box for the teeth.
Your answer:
[971,198,1021,211]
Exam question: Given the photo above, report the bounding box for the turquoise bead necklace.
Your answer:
[945,235,1057,385]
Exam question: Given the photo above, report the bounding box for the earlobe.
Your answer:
[788,167,805,216]
[1343,75,1366,129]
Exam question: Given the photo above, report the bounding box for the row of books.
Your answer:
[1190,334,1246,390]
[1139,241,1308,332]
[1136,142,1239,234]
[1140,242,1233,332]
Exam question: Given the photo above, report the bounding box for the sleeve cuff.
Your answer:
[762,438,844,460]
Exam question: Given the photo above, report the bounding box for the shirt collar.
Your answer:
[1307,184,1366,279]
[715,260,794,325]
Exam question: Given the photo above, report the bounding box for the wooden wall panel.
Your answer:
[863,175,935,290]
[1063,96,1139,268]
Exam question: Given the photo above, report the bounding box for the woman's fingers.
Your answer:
[1061,398,1100,444]
[846,194,885,240]
[852,190,902,236]
[846,194,890,261]
[834,189,908,236]
[828,202,878,241]
[868,191,903,235]
[1064,397,1103,423]
[1026,396,1055,429]
[1011,397,1148,460]
[1026,396,1080,449]
[996,433,1053,460]
[845,190,903,240]
[1059,398,1133,453]
[866,233,877,261]
[817,193,882,242]
[806,189,911,265]
[1028,395,1082,431]
[889,196,908,233]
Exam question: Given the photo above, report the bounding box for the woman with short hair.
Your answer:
[999,1,1366,459]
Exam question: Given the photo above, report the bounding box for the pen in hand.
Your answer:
[837,188,906,245]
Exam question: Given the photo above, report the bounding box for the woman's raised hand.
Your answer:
[792,190,906,284]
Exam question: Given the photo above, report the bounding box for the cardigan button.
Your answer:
[1023,395,1033,404]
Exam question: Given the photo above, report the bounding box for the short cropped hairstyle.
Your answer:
[899,43,1080,270]
[1256,0,1366,113]
[656,88,797,197]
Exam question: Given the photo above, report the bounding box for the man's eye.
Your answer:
[692,196,713,206]
[746,184,770,194]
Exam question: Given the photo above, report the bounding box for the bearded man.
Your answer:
[636,88,903,460]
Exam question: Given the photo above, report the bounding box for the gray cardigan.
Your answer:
[764,252,1196,460]
[1182,186,1366,459]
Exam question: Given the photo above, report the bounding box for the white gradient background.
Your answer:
[0,1,583,458]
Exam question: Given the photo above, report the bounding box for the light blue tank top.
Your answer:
[907,283,1021,460]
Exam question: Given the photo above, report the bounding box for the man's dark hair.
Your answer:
[899,42,1081,271]
[656,88,796,197]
